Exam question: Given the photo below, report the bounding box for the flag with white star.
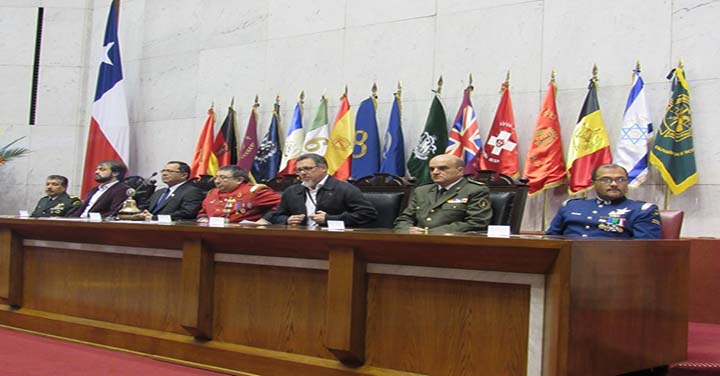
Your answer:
[616,67,653,188]
[81,0,130,197]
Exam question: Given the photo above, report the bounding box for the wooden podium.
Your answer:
[0,218,688,376]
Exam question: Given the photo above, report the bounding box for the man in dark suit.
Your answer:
[262,153,377,227]
[31,175,82,217]
[141,161,204,221]
[73,160,130,218]
[394,154,492,233]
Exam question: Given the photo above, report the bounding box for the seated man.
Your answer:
[141,161,204,221]
[262,153,377,227]
[394,154,492,233]
[546,163,661,239]
[73,160,131,218]
[197,165,280,222]
[31,175,82,217]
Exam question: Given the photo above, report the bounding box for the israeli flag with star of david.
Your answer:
[616,68,653,188]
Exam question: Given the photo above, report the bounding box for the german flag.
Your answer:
[213,100,238,167]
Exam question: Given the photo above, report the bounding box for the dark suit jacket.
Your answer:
[72,181,130,218]
[147,182,205,220]
[265,175,377,227]
[31,192,82,217]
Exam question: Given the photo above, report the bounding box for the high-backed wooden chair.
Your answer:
[468,170,529,234]
[263,174,301,193]
[659,210,684,239]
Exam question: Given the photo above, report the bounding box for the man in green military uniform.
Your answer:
[394,154,492,233]
[31,175,82,217]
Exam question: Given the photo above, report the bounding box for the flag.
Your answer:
[327,92,354,180]
[523,78,566,195]
[566,74,612,193]
[81,0,129,197]
[446,85,482,173]
[351,94,380,179]
[190,106,218,178]
[303,96,329,156]
[408,94,447,185]
[237,101,259,171]
[252,101,282,181]
[279,99,304,175]
[379,90,405,176]
[478,81,520,177]
[213,103,238,167]
[617,66,653,188]
[649,65,697,195]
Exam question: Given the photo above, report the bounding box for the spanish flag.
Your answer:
[566,69,612,193]
[649,64,697,195]
[327,90,354,180]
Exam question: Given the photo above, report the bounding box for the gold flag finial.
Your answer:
[435,75,443,95]
[230,96,235,108]
[505,70,511,84]
[591,64,599,86]
[371,82,378,99]
[468,73,474,92]
[343,85,348,98]
[678,57,684,69]
[299,90,305,104]
[397,80,402,96]
[210,101,214,110]
[551,68,557,82]
[636,59,641,71]
[275,94,280,105]
[253,95,259,109]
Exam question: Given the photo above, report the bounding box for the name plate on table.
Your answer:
[326,220,345,231]
[487,225,511,238]
[157,214,172,223]
[208,217,226,227]
[18,210,29,218]
[89,212,103,222]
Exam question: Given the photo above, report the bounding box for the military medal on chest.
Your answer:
[223,196,237,216]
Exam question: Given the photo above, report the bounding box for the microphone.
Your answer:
[141,172,158,186]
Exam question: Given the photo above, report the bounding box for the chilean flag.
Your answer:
[80,0,130,197]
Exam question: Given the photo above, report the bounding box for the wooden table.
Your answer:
[0,217,689,376]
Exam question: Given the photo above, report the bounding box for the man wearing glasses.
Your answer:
[197,165,280,223]
[262,153,377,227]
[141,161,204,221]
[546,164,661,238]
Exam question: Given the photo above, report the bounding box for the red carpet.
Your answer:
[0,327,227,376]
[670,322,720,376]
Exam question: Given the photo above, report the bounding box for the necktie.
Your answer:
[152,189,170,213]
[436,187,446,201]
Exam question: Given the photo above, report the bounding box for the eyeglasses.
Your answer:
[595,177,628,184]
[296,166,318,173]
[214,175,235,181]
[160,169,182,173]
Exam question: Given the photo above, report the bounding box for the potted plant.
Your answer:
[0,137,30,166]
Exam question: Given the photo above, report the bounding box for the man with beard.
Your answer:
[140,161,204,221]
[30,175,82,217]
[197,165,280,223]
[73,160,131,218]
[546,164,661,239]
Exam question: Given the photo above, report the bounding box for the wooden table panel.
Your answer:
[213,262,332,360]
[23,246,183,334]
[365,274,530,376]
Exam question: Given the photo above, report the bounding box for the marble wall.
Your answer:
[1,0,718,237]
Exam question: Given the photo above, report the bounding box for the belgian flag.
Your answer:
[566,67,612,194]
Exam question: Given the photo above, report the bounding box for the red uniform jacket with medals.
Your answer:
[198,183,280,222]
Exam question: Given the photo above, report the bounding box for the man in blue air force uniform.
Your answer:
[546,164,661,239]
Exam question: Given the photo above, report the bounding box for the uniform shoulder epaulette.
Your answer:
[250,184,268,193]
[640,202,656,211]
[69,195,80,199]
[561,198,582,207]
[466,179,487,186]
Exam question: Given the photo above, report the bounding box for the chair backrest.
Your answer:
[189,174,216,194]
[659,210,684,239]
[468,170,529,234]
[351,173,414,229]
[264,174,301,193]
